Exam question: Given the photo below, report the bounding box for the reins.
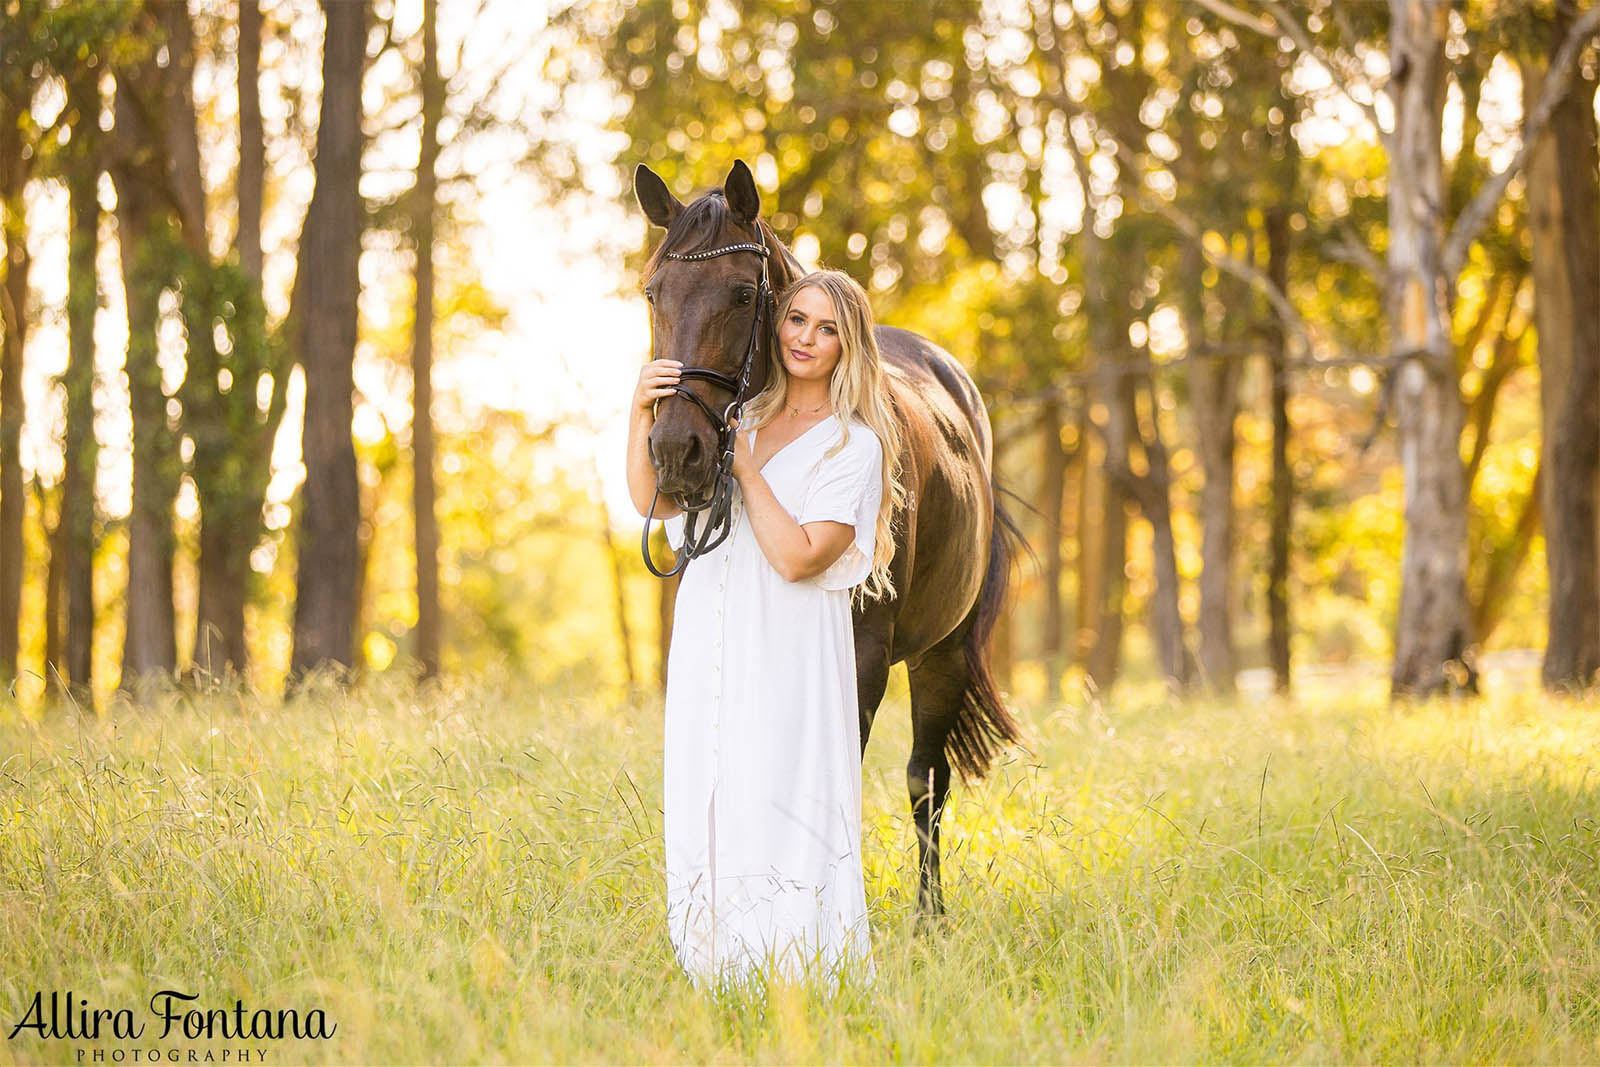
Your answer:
[640,232,773,578]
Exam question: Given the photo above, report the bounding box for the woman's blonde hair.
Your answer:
[744,269,906,606]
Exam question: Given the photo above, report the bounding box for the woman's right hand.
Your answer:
[634,359,683,414]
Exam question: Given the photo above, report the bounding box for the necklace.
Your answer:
[786,398,829,418]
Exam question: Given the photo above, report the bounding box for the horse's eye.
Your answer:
[735,288,754,306]
[644,288,656,305]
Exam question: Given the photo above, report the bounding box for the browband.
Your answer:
[663,243,770,261]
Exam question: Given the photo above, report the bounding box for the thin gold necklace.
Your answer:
[786,398,829,418]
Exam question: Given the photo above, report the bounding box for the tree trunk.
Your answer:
[0,114,28,685]
[113,154,179,683]
[1080,383,1127,692]
[1387,0,1477,696]
[1109,381,1196,691]
[41,479,63,684]
[601,501,636,690]
[1265,206,1292,693]
[237,0,264,281]
[289,0,367,684]
[179,0,272,683]
[59,80,100,707]
[1524,8,1600,691]
[412,0,442,681]
[193,507,252,677]
[1038,397,1068,701]
[1077,221,1127,692]
[151,0,262,680]
[1186,249,1240,694]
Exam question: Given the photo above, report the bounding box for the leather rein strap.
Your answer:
[641,235,772,578]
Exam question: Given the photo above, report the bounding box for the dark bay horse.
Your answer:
[636,159,1026,915]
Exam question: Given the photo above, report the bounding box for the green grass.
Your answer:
[2,667,1599,1064]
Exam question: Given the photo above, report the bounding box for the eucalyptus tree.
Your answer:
[1518,0,1600,691]
[289,0,369,683]
[1193,0,1599,696]
[0,2,48,685]
[106,0,289,684]
[412,0,444,681]
[108,4,187,684]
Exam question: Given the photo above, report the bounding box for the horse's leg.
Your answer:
[905,626,971,921]
[854,615,894,756]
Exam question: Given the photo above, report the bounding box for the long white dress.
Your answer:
[661,414,883,988]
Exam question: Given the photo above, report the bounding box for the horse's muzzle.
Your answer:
[649,428,719,500]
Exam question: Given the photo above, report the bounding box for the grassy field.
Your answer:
[2,666,1599,1064]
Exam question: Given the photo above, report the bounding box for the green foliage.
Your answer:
[344,409,643,697]
[172,238,282,524]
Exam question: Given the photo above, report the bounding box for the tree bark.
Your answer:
[1265,205,1292,693]
[58,76,101,707]
[412,0,442,680]
[1106,381,1196,691]
[1524,5,1600,691]
[1186,249,1240,693]
[1076,217,1128,692]
[237,0,264,281]
[156,5,207,252]
[0,110,29,685]
[1079,411,1126,691]
[289,0,367,684]
[1387,0,1477,696]
[112,127,180,684]
[152,0,255,679]
[41,479,63,684]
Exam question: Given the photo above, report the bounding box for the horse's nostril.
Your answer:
[685,436,702,468]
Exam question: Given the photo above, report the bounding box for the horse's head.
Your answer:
[635,159,781,503]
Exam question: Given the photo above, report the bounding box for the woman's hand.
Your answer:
[626,359,683,518]
[728,417,757,483]
[633,358,682,414]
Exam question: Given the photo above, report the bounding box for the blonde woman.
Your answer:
[629,268,905,989]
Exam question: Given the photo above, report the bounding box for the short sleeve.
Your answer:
[799,427,883,591]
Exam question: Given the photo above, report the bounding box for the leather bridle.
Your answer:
[641,232,772,578]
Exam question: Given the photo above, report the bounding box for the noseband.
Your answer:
[641,234,772,578]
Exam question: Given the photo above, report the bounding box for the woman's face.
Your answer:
[777,285,843,391]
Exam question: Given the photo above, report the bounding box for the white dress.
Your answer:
[661,414,883,987]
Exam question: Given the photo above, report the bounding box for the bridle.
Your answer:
[640,231,773,578]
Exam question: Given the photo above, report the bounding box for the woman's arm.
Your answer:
[627,360,684,520]
[729,423,854,582]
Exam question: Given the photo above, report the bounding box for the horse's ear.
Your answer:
[635,164,684,229]
[724,159,760,224]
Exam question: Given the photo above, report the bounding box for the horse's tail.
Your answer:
[947,479,1032,783]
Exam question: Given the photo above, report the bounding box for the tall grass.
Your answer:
[2,668,1598,1064]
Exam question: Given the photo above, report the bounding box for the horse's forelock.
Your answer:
[643,192,741,280]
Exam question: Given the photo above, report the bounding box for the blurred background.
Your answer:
[0,0,1595,714]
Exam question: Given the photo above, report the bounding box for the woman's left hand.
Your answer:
[728,417,757,482]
